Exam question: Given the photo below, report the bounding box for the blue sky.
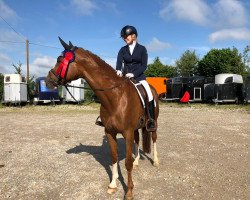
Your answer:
[0,0,249,77]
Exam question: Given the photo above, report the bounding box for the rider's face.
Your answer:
[123,35,133,45]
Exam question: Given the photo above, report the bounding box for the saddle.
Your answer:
[130,79,156,131]
[95,78,156,131]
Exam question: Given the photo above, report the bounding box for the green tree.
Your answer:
[197,47,246,77]
[175,50,199,77]
[12,62,36,101]
[242,45,250,75]
[13,61,23,76]
[145,57,177,77]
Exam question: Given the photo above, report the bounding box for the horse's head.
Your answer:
[46,37,80,89]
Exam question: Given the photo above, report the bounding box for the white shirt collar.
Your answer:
[129,41,136,54]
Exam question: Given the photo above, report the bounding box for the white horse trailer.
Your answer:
[3,74,28,105]
[62,78,85,103]
[214,73,244,104]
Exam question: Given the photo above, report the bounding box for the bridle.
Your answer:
[48,44,78,87]
[47,37,129,103]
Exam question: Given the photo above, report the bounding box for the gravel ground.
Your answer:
[0,103,249,200]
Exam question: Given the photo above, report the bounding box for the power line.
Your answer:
[0,40,25,44]
[29,42,61,49]
[0,15,26,41]
[0,40,60,49]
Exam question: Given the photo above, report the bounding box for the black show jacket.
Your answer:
[116,42,148,81]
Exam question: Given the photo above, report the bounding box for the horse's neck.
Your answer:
[77,50,121,107]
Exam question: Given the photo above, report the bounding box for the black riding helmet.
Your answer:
[120,25,138,38]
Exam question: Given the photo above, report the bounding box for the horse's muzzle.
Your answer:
[45,70,59,89]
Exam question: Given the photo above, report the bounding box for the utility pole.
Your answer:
[26,39,29,83]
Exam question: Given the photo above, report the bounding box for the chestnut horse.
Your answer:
[46,38,159,199]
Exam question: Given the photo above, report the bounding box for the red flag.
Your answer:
[180,91,190,103]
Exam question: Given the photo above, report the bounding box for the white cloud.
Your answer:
[0,29,24,50]
[159,0,211,25]
[0,53,11,74]
[159,0,248,28]
[146,37,170,52]
[209,28,250,43]
[71,0,98,16]
[159,0,249,43]
[0,0,18,20]
[0,52,10,62]
[31,56,56,77]
[213,0,247,28]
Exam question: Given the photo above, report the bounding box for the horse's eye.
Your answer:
[57,56,63,63]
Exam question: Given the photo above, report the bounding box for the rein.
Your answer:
[62,77,128,103]
[48,38,129,102]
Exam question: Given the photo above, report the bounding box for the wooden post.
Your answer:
[26,39,29,83]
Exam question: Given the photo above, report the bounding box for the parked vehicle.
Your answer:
[61,78,85,103]
[163,77,189,101]
[3,74,27,105]
[244,76,250,104]
[33,77,60,105]
[186,76,214,102]
[163,74,245,104]
[146,77,168,98]
[213,74,244,104]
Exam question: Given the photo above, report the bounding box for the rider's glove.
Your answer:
[116,70,122,77]
[125,73,134,79]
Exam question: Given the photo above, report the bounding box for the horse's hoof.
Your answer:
[125,194,134,200]
[125,191,134,200]
[107,187,117,195]
[133,163,138,169]
[153,161,159,167]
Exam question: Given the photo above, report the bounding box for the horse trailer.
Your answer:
[245,76,250,103]
[33,77,60,105]
[186,77,214,102]
[61,78,85,103]
[164,77,189,101]
[213,74,244,104]
[146,77,168,98]
[3,74,27,105]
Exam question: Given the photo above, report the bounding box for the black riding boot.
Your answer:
[146,100,156,131]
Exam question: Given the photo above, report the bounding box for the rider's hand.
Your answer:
[125,73,134,79]
[116,70,122,77]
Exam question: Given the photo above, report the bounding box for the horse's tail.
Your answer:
[142,127,151,154]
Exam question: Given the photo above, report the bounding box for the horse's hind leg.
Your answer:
[105,131,119,194]
[152,131,159,166]
[133,130,140,168]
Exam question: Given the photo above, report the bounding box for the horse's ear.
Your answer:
[58,36,70,50]
[69,41,73,48]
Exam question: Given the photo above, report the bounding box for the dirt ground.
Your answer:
[0,103,249,200]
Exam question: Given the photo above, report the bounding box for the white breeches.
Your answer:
[139,80,153,101]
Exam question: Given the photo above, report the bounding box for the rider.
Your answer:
[116,25,156,131]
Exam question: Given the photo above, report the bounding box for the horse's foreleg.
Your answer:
[152,131,159,166]
[124,130,135,200]
[105,132,118,194]
[133,130,140,168]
